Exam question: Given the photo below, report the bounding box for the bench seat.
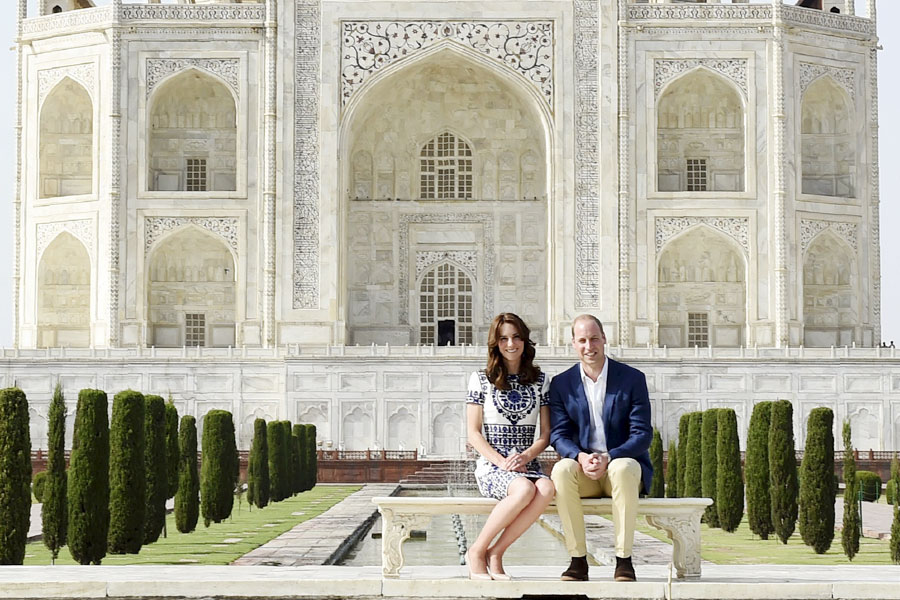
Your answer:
[372,496,712,579]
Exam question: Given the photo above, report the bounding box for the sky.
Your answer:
[0,2,897,348]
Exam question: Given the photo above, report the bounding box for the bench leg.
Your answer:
[379,508,431,578]
[645,513,703,579]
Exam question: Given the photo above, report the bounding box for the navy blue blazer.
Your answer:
[549,359,653,494]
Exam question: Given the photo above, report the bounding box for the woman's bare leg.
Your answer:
[467,478,536,574]
[486,478,556,575]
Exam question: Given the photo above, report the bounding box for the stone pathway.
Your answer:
[232,483,398,567]
[835,497,896,540]
[28,498,177,541]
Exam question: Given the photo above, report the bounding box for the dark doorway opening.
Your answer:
[438,319,455,346]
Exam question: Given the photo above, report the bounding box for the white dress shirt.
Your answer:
[580,357,609,454]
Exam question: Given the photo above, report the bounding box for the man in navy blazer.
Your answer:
[549,315,652,582]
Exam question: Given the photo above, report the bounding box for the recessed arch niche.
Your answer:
[40,78,93,198]
[342,406,373,450]
[343,47,550,345]
[148,69,237,192]
[387,407,417,451]
[801,77,855,197]
[657,69,745,192]
[657,226,745,347]
[432,405,461,456]
[147,227,236,347]
[802,232,856,347]
[38,231,91,347]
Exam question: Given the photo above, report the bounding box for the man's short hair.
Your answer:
[571,314,605,338]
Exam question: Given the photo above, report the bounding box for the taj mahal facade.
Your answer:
[4,0,900,455]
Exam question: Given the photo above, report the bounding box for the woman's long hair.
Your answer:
[485,312,540,390]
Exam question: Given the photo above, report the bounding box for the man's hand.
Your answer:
[578,452,609,480]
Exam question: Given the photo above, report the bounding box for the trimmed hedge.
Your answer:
[143,395,167,544]
[0,388,31,565]
[248,418,270,509]
[798,407,834,554]
[201,410,237,526]
[165,401,179,499]
[304,424,317,490]
[108,390,146,555]
[649,429,664,498]
[856,470,882,502]
[676,413,690,498]
[841,421,860,560]
[768,399,798,544]
[716,408,743,533]
[701,408,720,526]
[683,412,703,497]
[68,389,110,565]
[43,383,67,561]
[666,440,679,498]
[746,401,773,540]
[291,424,303,496]
[175,415,199,534]
[268,421,287,502]
[32,471,48,503]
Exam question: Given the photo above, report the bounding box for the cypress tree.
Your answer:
[746,401,773,539]
[701,408,720,526]
[890,454,900,564]
[716,408,743,533]
[175,415,199,534]
[683,412,703,497]
[677,413,690,497]
[798,407,834,553]
[304,424,318,490]
[888,456,899,506]
[108,390,146,554]
[769,399,798,544]
[291,424,303,495]
[67,389,109,565]
[666,440,679,498]
[841,421,860,560]
[201,410,236,526]
[165,400,179,499]
[32,471,48,502]
[248,419,270,509]
[0,388,31,565]
[649,429,664,498]
[268,420,286,501]
[43,383,68,562]
[143,395,167,545]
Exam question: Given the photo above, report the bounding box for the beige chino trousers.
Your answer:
[550,456,642,559]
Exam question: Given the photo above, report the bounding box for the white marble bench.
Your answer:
[372,496,712,579]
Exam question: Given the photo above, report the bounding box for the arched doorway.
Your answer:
[342,46,550,345]
[801,77,854,197]
[657,227,745,347]
[40,78,93,198]
[38,232,91,347]
[146,227,236,347]
[802,231,856,346]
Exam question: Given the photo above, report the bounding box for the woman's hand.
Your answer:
[503,450,528,472]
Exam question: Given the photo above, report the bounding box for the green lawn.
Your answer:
[636,515,895,565]
[24,485,360,565]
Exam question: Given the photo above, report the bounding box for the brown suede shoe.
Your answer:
[560,555,589,581]
[614,556,636,582]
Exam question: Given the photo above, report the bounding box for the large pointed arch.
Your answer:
[147,68,237,192]
[339,43,553,345]
[656,225,747,347]
[39,77,94,198]
[656,67,745,192]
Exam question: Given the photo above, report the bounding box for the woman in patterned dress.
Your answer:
[465,312,555,580]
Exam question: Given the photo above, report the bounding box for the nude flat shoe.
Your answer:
[465,552,492,580]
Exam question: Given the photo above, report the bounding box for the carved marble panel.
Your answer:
[340,21,553,108]
[37,220,94,258]
[146,59,240,99]
[655,217,749,255]
[293,0,321,309]
[416,251,476,280]
[800,220,858,253]
[38,63,96,106]
[654,59,748,98]
[799,62,855,101]
[145,217,238,253]
[294,373,331,392]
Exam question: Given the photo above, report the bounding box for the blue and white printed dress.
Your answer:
[466,370,551,500]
